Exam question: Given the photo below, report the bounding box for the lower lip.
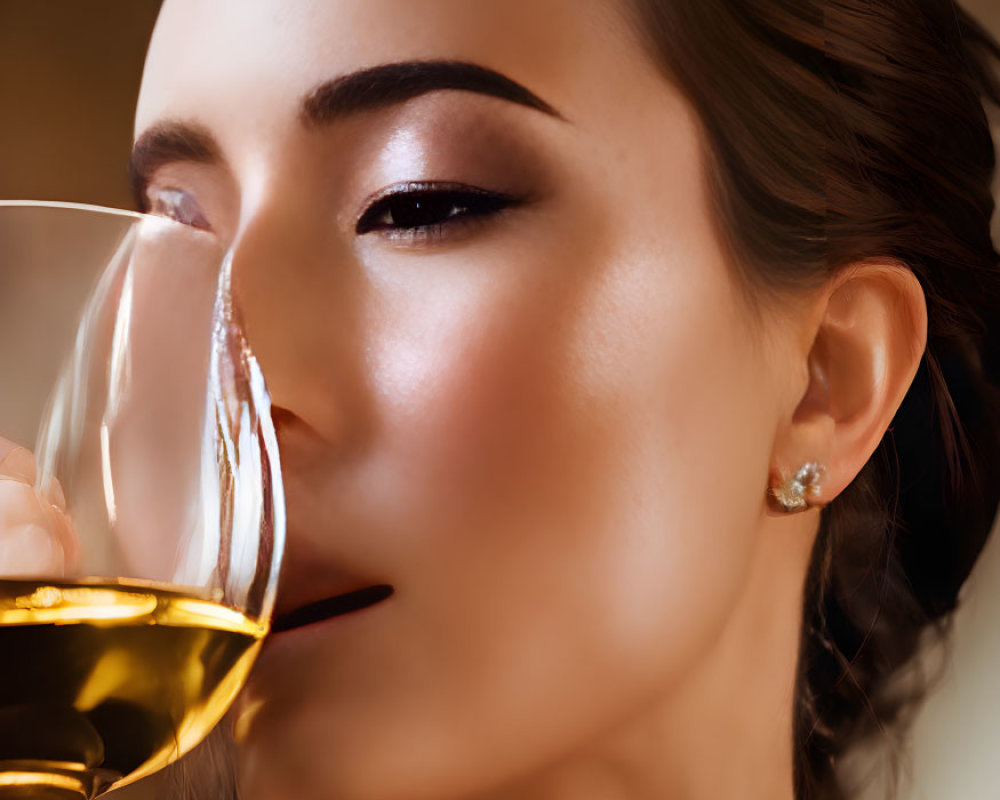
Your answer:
[235,595,392,742]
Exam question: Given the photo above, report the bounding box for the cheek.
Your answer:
[374,238,769,598]
[346,237,773,789]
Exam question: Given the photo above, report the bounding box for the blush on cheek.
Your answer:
[366,276,572,506]
[530,246,772,660]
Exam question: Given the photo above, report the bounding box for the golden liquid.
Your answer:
[0,578,266,797]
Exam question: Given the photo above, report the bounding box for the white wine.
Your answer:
[0,578,267,799]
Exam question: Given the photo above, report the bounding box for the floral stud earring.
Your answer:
[770,462,825,513]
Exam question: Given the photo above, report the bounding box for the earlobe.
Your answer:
[769,261,928,511]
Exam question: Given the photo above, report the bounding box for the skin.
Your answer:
[0,1,928,798]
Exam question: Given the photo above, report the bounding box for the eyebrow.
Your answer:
[299,59,564,124]
[129,122,222,209]
[130,60,563,206]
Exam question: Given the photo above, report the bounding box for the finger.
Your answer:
[0,436,20,463]
[0,522,65,576]
[0,440,68,512]
[0,444,36,484]
[0,480,69,577]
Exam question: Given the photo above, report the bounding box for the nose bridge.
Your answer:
[227,199,367,447]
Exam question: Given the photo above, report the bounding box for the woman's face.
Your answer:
[138,1,791,798]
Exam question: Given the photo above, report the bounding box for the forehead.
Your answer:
[136,0,650,137]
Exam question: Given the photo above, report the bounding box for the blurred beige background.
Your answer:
[1,2,999,799]
[0,0,160,207]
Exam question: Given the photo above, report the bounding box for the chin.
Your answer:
[235,724,488,800]
[232,690,481,800]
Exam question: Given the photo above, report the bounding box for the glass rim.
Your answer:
[0,199,146,221]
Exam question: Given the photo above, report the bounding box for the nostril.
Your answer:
[269,405,302,442]
[269,402,346,455]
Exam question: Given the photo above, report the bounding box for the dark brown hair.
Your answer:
[624,0,1000,797]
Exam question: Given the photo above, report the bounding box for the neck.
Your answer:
[476,512,818,800]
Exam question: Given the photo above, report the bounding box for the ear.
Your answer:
[770,261,928,510]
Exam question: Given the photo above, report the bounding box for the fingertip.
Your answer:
[0,523,65,577]
[0,446,37,484]
[0,437,19,463]
[0,480,73,578]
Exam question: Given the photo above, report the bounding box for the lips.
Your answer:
[271,584,394,633]
[269,408,395,634]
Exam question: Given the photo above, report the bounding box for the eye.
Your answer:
[147,188,212,231]
[355,182,518,240]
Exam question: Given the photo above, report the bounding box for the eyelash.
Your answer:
[355,182,518,242]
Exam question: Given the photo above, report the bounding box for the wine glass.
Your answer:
[0,201,284,799]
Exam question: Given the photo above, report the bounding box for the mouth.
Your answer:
[271,585,394,633]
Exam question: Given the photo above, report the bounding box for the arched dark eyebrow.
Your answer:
[130,61,564,207]
[300,60,564,124]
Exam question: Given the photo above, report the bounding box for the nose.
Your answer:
[225,199,370,450]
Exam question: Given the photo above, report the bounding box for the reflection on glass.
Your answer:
[0,201,284,799]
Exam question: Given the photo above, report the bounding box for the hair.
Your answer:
[624,0,1000,797]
